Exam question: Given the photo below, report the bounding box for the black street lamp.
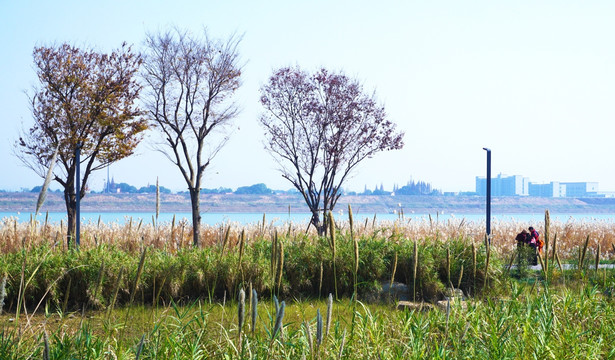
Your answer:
[483,147,491,244]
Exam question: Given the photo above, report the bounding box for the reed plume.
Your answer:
[251,288,258,335]
[272,300,285,340]
[348,204,354,239]
[328,211,336,258]
[316,308,323,346]
[238,288,245,345]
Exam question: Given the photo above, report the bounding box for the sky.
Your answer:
[1,1,614,194]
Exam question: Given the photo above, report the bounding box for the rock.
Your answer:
[381,281,410,301]
[444,288,464,300]
[396,301,435,311]
[364,281,410,304]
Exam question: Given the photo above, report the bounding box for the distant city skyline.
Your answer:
[12,170,612,199]
[476,173,608,197]
[2,1,615,194]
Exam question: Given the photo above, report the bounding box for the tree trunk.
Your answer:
[311,210,326,236]
[189,188,201,247]
[63,187,77,247]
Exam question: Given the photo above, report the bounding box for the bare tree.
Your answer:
[260,67,404,235]
[142,28,242,246]
[17,43,146,245]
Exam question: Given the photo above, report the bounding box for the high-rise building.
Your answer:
[528,182,566,197]
[477,174,600,198]
[476,174,529,196]
[561,182,598,197]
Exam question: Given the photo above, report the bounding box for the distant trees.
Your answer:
[200,187,233,195]
[235,183,273,195]
[141,28,242,246]
[260,67,404,235]
[114,183,138,194]
[30,186,61,194]
[136,184,172,194]
[17,43,146,244]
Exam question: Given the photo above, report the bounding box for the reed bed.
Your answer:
[2,214,615,259]
[0,212,612,312]
[0,215,615,306]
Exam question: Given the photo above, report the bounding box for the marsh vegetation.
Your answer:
[1,211,615,358]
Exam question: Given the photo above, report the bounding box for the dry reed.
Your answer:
[2,214,615,263]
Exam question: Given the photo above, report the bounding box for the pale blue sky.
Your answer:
[1,1,614,193]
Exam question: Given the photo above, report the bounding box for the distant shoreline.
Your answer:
[2,192,615,215]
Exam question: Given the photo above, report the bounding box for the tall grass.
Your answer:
[0,214,614,313]
[2,273,615,358]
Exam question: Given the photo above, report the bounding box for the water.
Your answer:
[1,211,613,226]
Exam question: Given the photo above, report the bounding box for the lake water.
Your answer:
[1,211,614,226]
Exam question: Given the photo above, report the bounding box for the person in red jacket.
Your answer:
[528,226,543,253]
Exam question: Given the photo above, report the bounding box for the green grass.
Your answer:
[0,234,504,312]
[2,282,615,359]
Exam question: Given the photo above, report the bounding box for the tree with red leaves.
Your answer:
[260,67,404,235]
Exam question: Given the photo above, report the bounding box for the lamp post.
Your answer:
[483,147,491,244]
